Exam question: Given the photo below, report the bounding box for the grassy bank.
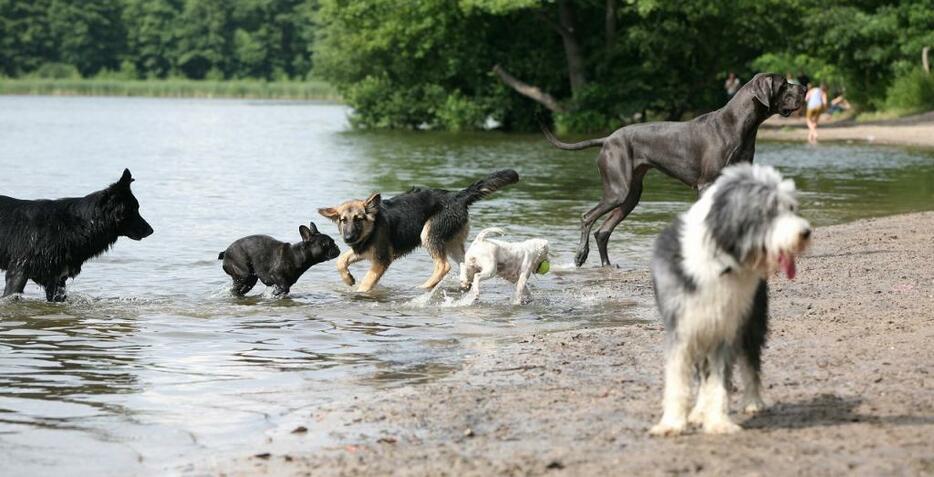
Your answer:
[0,78,340,101]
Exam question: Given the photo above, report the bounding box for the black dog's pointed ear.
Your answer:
[318,207,339,222]
[299,225,313,241]
[364,193,381,215]
[119,168,135,185]
[307,221,319,235]
[752,73,774,108]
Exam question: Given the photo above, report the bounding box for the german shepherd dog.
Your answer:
[318,170,519,292]
[0,169,154,302]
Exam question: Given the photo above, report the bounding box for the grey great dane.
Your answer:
[543,73,806,267]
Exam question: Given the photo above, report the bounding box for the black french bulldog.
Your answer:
[218,222,340,297]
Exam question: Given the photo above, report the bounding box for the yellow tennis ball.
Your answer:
[536,259,550,274]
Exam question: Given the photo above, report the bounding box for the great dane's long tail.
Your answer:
[540,122,606,151]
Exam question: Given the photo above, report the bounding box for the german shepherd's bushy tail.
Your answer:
[456,169,520,206]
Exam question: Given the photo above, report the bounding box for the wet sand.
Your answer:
[759,112,934,149]
[208,212,934,476]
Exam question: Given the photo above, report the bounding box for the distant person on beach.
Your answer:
[724,72,741,99]
[805,82,829,144]
[828,93,850,115]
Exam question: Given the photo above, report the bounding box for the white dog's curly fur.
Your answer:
[649,163,811,436]
[460,228,549,304]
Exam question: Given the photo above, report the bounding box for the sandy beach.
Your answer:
[206,211,934,476]
[759,111,934,149]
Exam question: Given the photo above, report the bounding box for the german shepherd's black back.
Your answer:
[319,169,519,291]
[368,169,519,261]
[0,169,153,301]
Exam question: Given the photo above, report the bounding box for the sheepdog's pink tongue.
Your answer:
[778,252,797,280]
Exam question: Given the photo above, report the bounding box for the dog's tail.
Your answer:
[456,169,519,206]
[217,251,225,260]
[540,121,606,151]
[474,227,505,242]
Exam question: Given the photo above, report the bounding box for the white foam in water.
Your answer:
[406,282,478,308]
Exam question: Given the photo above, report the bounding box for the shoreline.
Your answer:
[759,112,934,149]
[2,90,931,150]
[203,211,934,476]
[0,78,340,101]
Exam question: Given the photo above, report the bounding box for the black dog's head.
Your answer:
[104,169,154,241]
[296,222,340,265]
[748,73,807,117]
[318,193,380,246]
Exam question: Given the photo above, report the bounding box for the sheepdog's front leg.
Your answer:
[650,342,693,437]
[700,348,741,434]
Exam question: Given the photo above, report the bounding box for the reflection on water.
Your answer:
[0,96,932,474]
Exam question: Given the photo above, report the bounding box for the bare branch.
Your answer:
[492,64,566,113]
[533,9,569,38]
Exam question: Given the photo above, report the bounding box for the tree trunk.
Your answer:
[557,0,586,95]
[923,46,930,74]
[492,64,566,113]
[605,0,616,49]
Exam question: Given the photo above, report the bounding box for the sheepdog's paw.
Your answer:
[687,407,706,426]
[649,421,686,437]
[703,419,742,434]
[742,398,766,415]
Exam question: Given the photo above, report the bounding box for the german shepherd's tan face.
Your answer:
[318,193,381,245]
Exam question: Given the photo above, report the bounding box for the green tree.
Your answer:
[174,0,232,79]
[123,0,181,78]
[0,0,57,75]
[48,0,125,76]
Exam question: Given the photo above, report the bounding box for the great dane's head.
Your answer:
[746,73,807,117]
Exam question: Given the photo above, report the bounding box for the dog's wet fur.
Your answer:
[460,227,549,304]
[649,164,811,436]
[219,222,340,297]
[319,170,519,292]
[0,169,154,301]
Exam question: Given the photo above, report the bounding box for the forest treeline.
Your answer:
[0,0,315,80]
[1,0,932,131]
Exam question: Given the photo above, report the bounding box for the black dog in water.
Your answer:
[219,222,340,297]
[0,169,154,302]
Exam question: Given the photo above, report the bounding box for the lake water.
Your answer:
[1,96,932,475]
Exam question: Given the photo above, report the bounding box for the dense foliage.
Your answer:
[1,0,932,130]
[0,0,315,80]
[314,0,934,130]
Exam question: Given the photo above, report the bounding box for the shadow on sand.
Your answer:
[743,393,934,430]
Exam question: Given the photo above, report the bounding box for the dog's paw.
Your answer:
[687,408,705,426]
[574,249,588,268]
[649,422,686,437]
[342,274,356,286]
[703,419,742,435]
[742,399,766,415]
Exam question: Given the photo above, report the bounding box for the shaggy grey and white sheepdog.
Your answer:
[649,163,811,436]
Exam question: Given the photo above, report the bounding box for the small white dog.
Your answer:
[649,163,811,436]
[460,228,549,304]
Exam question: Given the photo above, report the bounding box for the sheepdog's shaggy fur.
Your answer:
[649,163,811,436]
[460,227,549,304]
